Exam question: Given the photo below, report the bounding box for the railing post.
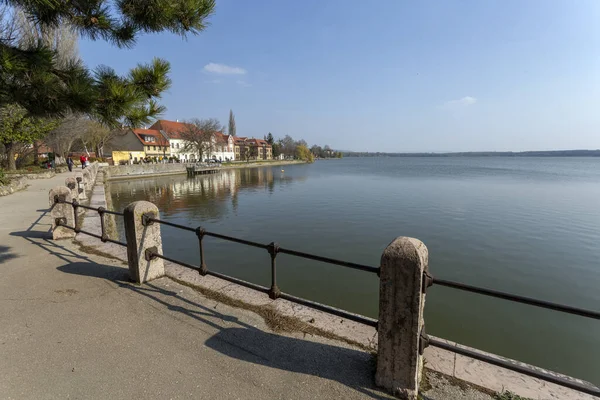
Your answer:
[123,201,164,283]
[75,173,87,200]
[82,169,91,192]
[267,242,281,299]
[65,177,79,201]
[376,237,429,400]
[195,227,208,275]
[48,186,76,240]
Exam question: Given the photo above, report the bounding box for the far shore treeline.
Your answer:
[344,150,600,157]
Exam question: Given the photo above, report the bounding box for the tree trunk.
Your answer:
[6,142,16,171]
[33,141,39,166]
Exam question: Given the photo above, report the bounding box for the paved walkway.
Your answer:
[0,173,395,399]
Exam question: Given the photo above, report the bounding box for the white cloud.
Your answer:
[236,80,252,87]
[443,96,477,108]
[203,63,246,75]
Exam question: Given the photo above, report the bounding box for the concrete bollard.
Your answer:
[376,237,429,400]
[48,186,76,240]
[82,169,91,191]
[75,174,87,200]
[65,177,79,201]
[123,201,164,283]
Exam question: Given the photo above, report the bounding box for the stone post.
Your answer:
[123,201,164,283]
[75,174,87,200]
[48,186,76,240]
[376,237,429,400]
[90,162,97,180]
[65,177,79,201]
[82,169,91,191]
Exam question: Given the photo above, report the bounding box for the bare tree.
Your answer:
[15,8,79,68]
[181,118,222,161]
[0,6,80,166]
[78,121,111,157]
[280,135,296,159]
[0,5,19,44]
[44,114,103,162]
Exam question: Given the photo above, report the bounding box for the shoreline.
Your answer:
[104,160,306,181]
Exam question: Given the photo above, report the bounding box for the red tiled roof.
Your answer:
[132,128,167,146]
[232,137,272,147]
[214,132,230,144]
[150,120,192,140]
[151,119,229,143]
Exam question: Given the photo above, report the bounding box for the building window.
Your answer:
[171,143,173,148]
[153,146,156,150]
[176,143,180,149]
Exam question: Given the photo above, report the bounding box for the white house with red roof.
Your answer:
[150,119,236,162]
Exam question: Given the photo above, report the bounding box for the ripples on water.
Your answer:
[108,158,600,384]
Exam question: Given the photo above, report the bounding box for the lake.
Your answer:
[108,157,600,385]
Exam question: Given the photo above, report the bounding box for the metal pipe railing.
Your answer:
[430,276,600,320]
[53,197,600,395]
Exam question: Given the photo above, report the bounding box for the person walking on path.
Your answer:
[80,155,86,169]
[67,157,74,172]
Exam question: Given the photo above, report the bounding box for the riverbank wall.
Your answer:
[104,160,306,181]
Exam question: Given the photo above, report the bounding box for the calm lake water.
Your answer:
[108,157,600,385]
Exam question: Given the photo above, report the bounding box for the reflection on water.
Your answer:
[109,167,301,221]
[108,159,600,385]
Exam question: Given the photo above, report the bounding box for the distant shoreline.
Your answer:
[344,150,600,158]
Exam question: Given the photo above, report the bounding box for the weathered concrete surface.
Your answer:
[48,186,75,240]
[75,172,87,200]
[105,160,307,181]
[0,176,28,196]
[376,237,428,399]
[65,177,79,201]
[124,201,165,283]
[5,169,56,180]
[0,172,396,400]
[424,340,600,399]
[106,163,187,180]
[82,169,92,191]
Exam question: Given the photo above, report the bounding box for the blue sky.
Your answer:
[80,0,600,152]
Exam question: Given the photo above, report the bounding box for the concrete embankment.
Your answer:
[104,160,306,180]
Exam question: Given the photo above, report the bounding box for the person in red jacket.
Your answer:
[80,155,86,169]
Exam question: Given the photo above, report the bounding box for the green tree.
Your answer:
[228,109,236,136]
[295,144,314,163]
[271,141,281,159]
[0,0,215,120]
[0,105,57,170]
[265,132,274,145]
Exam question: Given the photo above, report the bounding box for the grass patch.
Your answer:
[73,239,127,264]
[0,169,7,185]
[167,275,375,352]
[5,166,46,174]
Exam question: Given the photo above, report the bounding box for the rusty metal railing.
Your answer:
[53,197,600,396]
[141,215,379,327]
[55,198,127,247]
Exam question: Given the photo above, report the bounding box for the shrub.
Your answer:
[0,169,7,185]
